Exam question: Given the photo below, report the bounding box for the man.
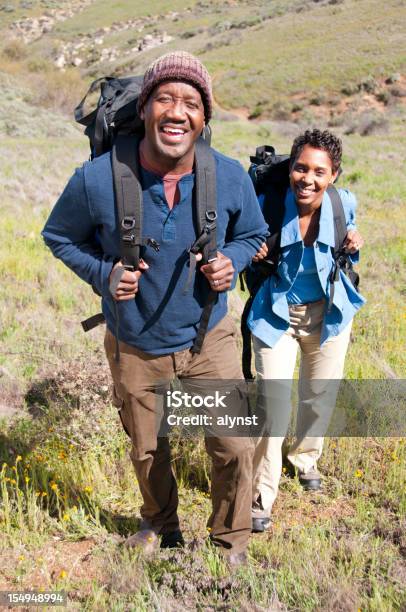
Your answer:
[42,51,268,565]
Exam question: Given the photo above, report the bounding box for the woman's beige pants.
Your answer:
[252,300,352,517]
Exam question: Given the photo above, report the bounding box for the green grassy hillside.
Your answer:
[2,0,406,119]
[0,1,405,609]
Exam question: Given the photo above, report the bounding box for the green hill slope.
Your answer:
[2,0,405,120]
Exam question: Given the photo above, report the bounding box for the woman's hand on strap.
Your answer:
[252,242,269,263]
[343,230,364,254]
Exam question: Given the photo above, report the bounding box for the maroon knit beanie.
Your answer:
[137,51,213,122]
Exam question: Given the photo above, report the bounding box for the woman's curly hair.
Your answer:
[290,129,342,173]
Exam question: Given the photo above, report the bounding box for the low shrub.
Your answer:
[26,68,85,116]
[272,101,292,121]
[2,40,28,61]
[180,30,198,40]
[385,73,401,84]
[360,75,379,94]
[389,85,406,98]
[344,111,389,136]
[346,170,363,183]
[375,89,391,105]
[341,83,360,96]
[249,104,264,120]
[328,113,345,127]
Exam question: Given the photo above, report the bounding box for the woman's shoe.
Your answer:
[252,516,271,533]
[299,469,322,491]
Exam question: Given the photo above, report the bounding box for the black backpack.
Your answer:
[74,76,217,356]
[240,145,359,380]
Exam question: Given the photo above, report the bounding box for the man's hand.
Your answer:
[252,242,269,263]
[343,230,364,254]
[200,252,235,292]
[109,259,149,301]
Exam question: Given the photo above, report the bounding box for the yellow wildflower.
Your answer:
[354,469,363,478]
[84,486,93,493]
[18,555,25,562]
[41,492,47,497]
[50,482,58,491]
[10,479,16,485]
[25,476,30,484]
[16,456,22,463]
[59,570,67,579]
[62,513,70,521]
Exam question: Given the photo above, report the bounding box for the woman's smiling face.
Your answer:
[289,145,338,210]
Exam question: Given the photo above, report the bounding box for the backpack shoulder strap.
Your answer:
[327,185,347,253]
[326,185,360,312]
[112,134,143,271]
[81,133,143,335]
[194,137,217,263]
[190,138,218,355]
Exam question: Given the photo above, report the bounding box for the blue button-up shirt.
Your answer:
[248,187,366,347]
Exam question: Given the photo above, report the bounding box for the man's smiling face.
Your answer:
[140,80,205,173]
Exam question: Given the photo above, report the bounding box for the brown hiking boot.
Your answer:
[160,529,185,549]
[124,529,159,554]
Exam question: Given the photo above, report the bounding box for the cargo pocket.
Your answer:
[224,314,238,338]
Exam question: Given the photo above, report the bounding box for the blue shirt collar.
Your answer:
[140,167,195,206]
[280,188,335,248]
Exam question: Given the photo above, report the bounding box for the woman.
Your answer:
[248,129,366,532]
